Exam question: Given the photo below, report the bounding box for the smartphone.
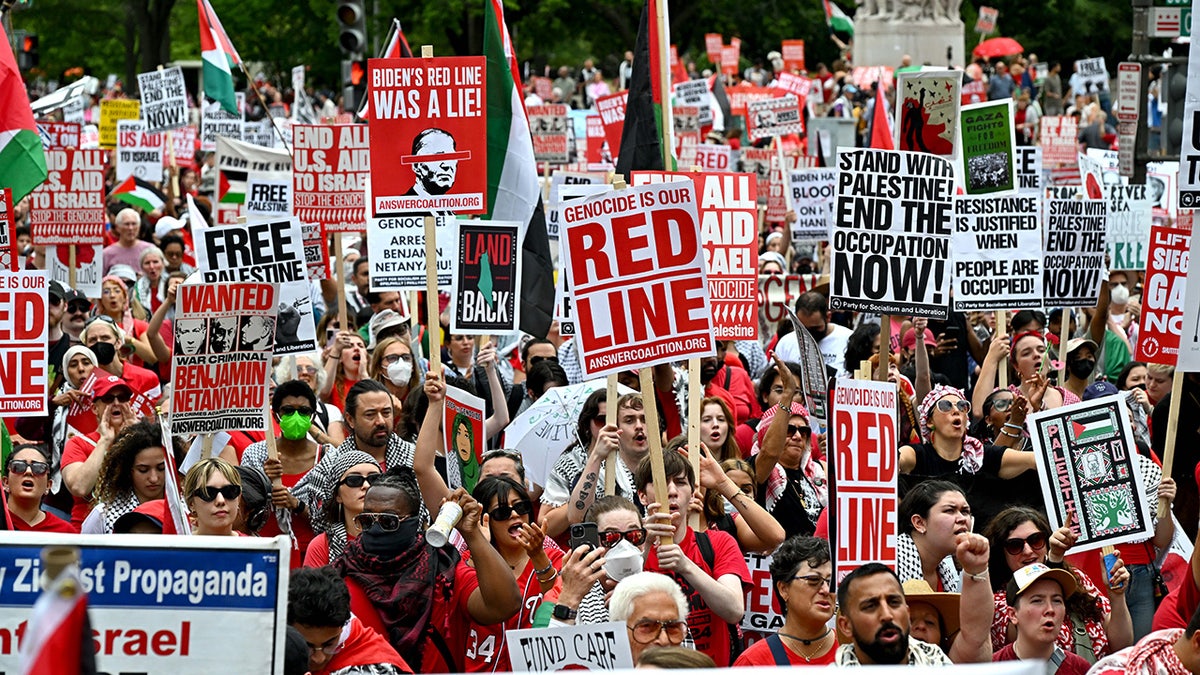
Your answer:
[941,325,961,342]
[569,522,601,552]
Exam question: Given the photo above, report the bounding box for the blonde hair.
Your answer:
[182,457,241,504]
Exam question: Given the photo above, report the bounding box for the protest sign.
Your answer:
[595,92,628,160]
[552,181,612,241]
[367,214,455,290]
[48,244,102,297]
[1016,146,1042,194]
[0,189,15,272]
[554,260,575,336]
[1147,161,1177,218]
[291,66,318,126]
[215,136,292,226]
[0,271,48,416]
[115,120,164,182]
[0,533,289,675]
[63,97,85,124]
[192,218,316,355]
[726,82,773,116]
[741,148,787,222]
[170,281,278,433]
[560,182,715,377]
[298,220,330,281]
[1183,46,1200,206]
[244,176,292,220]
[829,378,899,583]
[1077,152,1108,199]
[585,115,612,170]
[1175,224,1200,370]
[758,273,821,333]
[367,55,488,215]
[695,144,731,172]
[850,66,895,92]
[1040,116,1079,166]
[166,125,199,170]
[959,100,1016,194]
[1136,226,1189,365]
[444,384,486,492]
[137,66,189,133]
[961,79,986,106]
[1028,396,1154,553]
[243,118,280,149]
[528,104,570,164]
[673,79,713,127]
[742,552,783,633]
[98,99,140,149]
[808,117,857,166]
[746,95,803,141]
[781,40,806,72]
[770,72,814,101]
[1074,58,1110,95]
[201,95,245,152]
[976,6,999,33]
[789,168,837,244]
[506,621,634,671]
[1044,194,1108,307]
[532,76,553,101]
[452,221,524,334]
[37,121,79,149]
[705,33,723,64]
[292,124,368,233]
[26,149,106,246]
[1104,184,1153,270]
[830,149,955,318]
[673,105,702,168]
[721,44,740,76]
[894,71,960,160]
[951,194,1042,311]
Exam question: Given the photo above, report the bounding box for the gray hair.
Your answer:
[275,352,327,391]
[609,572,688,623]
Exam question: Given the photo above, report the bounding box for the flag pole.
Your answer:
[236,62,292,152]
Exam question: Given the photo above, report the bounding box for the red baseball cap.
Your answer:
[92,375,133,399]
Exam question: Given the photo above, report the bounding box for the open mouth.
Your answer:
[507,522,523,538]
[877,626,901,643]
[20,479,35,490]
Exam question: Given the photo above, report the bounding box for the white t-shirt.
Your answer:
[773,322,853,376]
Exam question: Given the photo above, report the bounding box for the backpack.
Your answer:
[695,531,745,662]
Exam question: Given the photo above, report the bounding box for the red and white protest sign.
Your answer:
[741,552,783,634]
[586,115,612,171]
[170,281,278,435]
[367,56,488,215]
[695,144,732,172]
[725,83,773,116]
[850,66,894,91]
[26,149,106,246]
[293,124,369,232]
[771,72,813,99]
[0,271,49,416]
[705,33,723,65]
[1136,226,1189,365]
[720,44,740,76]
[164,124,198,170]
[561,182,715,377]
[758,273,822,328]
[0,189,16,272]
[673,106,702,169]
[596,92,628,160]
[528,104,570,164]
[747,95,804,141]
[781,40,806,73]
[531,76,553,101]
[961,79,986,106]
[1040,116,1080,167]
[37,122,80,149]
[830,379,899,584]
[632,172,759,339]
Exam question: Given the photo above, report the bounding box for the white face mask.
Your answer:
[1110,284,1130,304]
[386,360,413,386]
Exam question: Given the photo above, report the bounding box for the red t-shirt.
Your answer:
[346,558,480,673]
[259,472,315,568]
[1154,560,1200,631]
[644,528,752,667]
[314,615,413,675]
[116,362,162,399]
[994,643,1090,675]
[61,431,102,526]
[10,509,79,533]
[461,549,563,672]
[734,635,837,666]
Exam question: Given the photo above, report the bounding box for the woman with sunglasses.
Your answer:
[370,336,420,410]
[967,389,1017,444]
[81,420,179,534]
[275,353,345,446]
[552,496,647,626]
[984,506,1134,662]
[304,451,381,567]
[4,445,76,532]
[184,457,243,536]
[900,385,1036,480]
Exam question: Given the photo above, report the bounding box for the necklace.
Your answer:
[779,629,831,662]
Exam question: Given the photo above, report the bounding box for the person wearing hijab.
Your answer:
[304,451,381,566]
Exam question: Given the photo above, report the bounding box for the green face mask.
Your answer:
[278,411,313,440]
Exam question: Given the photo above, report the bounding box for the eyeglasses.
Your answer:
[8,460,50,476]
[338,473,381,489]
[279,406,314,417]
[296,365,318,374]
[67,301,92,314]
[1003,532,1048,556]
[382,353,413,366]
[97,390,133,404]
[191,484,242,502]
[49,295,63,306]
[355,512,411,531]
[305,624,347,656]
[85,314,118,328]
[600,528,647,548]
[489,500,533,521]
[991,397,1014,412]
[787,424,811,437]
[935,399,972,414]
[528,355,558,367]
[791,574,833,589]
[629,619,688,645]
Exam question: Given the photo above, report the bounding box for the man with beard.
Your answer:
[835,563,953,665]
[772,292,854,376]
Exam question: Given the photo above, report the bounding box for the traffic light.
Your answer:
[342,59,367,113]
[1164,61,1188,157]
[336,0,367,57]
[17,34,38,70]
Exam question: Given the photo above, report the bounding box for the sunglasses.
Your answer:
[50,295,63,306]
[991,397,1014,412]
[528,355,558,367]
[629,619,688,645]
[191,484,242,502]
[279,406,314,417]
[67,301,93,314]
[489,500,533,521]
[339,472,381,489]
[1003,532,1048,556]
[935,399,972,414]
[8,460,50,476]
[98,390,133,404]
[355,512,408,531]
[787,424,811,437]
[600,528,647,548]
[591,414,607,426]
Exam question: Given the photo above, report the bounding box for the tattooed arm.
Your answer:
[565,424,620,525]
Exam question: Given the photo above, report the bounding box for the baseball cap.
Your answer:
[1083,381,1121,401]
[367,309,408,350]
[1005,562,1077,606]
[903,327,938,351]
[107,264,138,284]
[62,288,89,305]
[767,50,782,60]
[154,215,182,240]
[92,375,133,399]
[1065,337,1099,357]
[49,280,67,300]
[113,499,167,534]
[901,579,961,637]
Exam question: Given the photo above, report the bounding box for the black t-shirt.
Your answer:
[907,441,1005,477]
[748,455,819,538]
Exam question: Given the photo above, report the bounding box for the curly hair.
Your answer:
[95,420,182,504]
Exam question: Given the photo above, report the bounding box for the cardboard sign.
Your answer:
[1044,194,1108,307]
[26,149,106,246]
[789,168,837,244]
[201,95,245,152]
[1104,184,1153,270]
[444,384,486,492]
[952,194,1042,311]
[528,104,570,164]
[781,40,806,73]
[694,144,731,172]
[1074,57,1110,95]
[367,55,488,215]
[1016,146,1042,194]
[0,271,48,416]
[292,124,369,233]
[192,217,317,355]
[959,100,1016,194]
[746,95,803,141]
[1040,116,1079,167]
[830,379,899,583]
[673,79,713,127]
[452,221,524,334]
[48,244,102,297]
[98,99,140,149]
[214,136,292,226]
[166,125,199,170]
[1029,396,1154,553]
[137,66,189,133]
[115,120,164,182]
[506,622,634,671]
[595,92,628,160]
[560,182,715,377]
[742,552,783,633]
[0,189,15,272]
[894,71,960,160]
[244,176,292,220]
[367,214,455,291]
[547,173,610,240]
[830,149,955,318]
[37,121,80,149]
[1136,226,1189,365]
[171,281,278,434]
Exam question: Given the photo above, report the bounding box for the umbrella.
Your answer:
[973,37,1024,59]
[504,378,635,489]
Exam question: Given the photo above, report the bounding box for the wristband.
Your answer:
[964,569,989,582]
[1003,423,1023,430]
[534,562,554,576]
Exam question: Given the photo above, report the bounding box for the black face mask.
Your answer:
[1069,359,1095,379]
[1133,383,1148,391]
[91,342,116,366]
[360,516,420,556]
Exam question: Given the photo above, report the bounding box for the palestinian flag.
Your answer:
[109,176,166,212]
[824,0,855,37]
[18,562,97,674]
[870,82,894,149]
[357,19,413,120]
[484,0,555,338]
[615,0,673,177]
[0,23,47,204]
[1072,413,1116,443]
[158,418,190,535]
[198,0,242,115]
